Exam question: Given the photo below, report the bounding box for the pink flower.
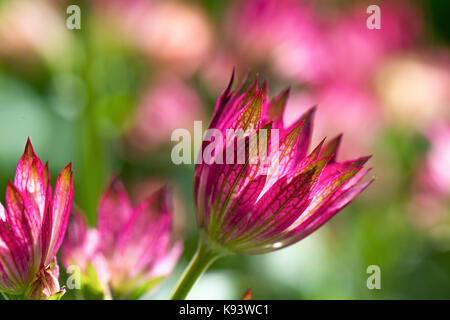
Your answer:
[62,179,182,299]
[0,0,72,63]
[324,0,421,83]
[96,0,213,76]
[0,139,73,299]
[226,0,328,83]
[283,82,382,158]
[409,124,450,234]
[194,75,372,254]
[127,77,205,152]
[421,124,450,197]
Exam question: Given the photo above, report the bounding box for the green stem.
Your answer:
[170,237,228,300]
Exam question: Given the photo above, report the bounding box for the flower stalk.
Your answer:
[170,234,231,300]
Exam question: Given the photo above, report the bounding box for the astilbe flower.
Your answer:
[171,74,372,299]
[0,139,73,299]
[61,179,182,299]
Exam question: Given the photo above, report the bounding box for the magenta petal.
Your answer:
[295,107,316,161]
[14,139,44,194]
[60,207,88,269]
[265,88,290,124]
[5,183,39,257]
[230,158,327,243]
[98,178,133,257]
[0,220,29,289]
[283,179,374,247]
[320,134,343,163]
[44,164,73,265]
[149,241,183,278]
[113,188,177,282]
[24,160,48,221]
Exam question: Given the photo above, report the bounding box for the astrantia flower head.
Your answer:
[62,179,182,299]
[170,73,373,299]
[194,73,373,254]
[0,139,73,299]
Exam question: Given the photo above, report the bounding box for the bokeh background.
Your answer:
[0,0,449,299]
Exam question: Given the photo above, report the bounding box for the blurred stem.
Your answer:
[170,236,229,300]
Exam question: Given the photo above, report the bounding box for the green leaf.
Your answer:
[79,264,108,300]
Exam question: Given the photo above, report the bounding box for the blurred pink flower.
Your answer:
[324,0,421,83]
[201,51,240,94]
[0,139,73,299]
[194,75,372,254]
[226,0,328,83]
[62,179,182,299]
[375,53,450,129]
[127,77,205,152]
[409,124,450,241]
[0,0,72,63]
[283,83,382,158]
[96,0,213,75]
[421,125,450,197]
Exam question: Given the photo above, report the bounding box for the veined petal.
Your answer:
[0,221,29,290]
[226,91,263,135]
[285,168,362,232]
[14,139,44,194]
[320,134,342,163]
[228,157,328,246]
[5,183,38,260]
[24,160,48,221]
[44,164,73,265]
[280,178,374,249]
[264,88,290,125]
[317,155,371,189]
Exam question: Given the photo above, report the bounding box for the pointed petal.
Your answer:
[282,178,374,248]
[44,164,73,265]
[294,106,315,163]
[25,160,48,221]
[5,183,38,253]
[115,188,174,279]
[0,221,29,289]
[267,88,290,123]
[286,168,362,232]
[14,139,44,194]
[230,157,328,244]
[60,207,89,269]
[228,92,263,134]
[320,134,342,163]
[97,178,133,257]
